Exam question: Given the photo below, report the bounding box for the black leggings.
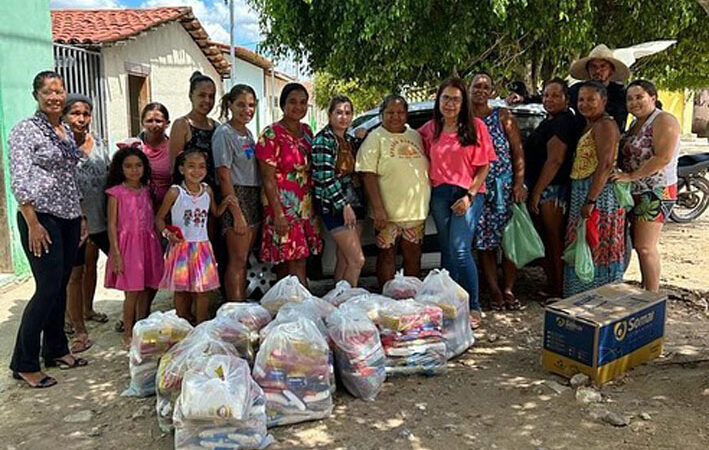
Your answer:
[11,212,81,372]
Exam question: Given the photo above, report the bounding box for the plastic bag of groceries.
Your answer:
[259,301,326,342]
[156,326,238,432]
[122,310,193,397]
[326,309,386,401]
[216,302,272,333]
[252,318,334,427]
[338,293,393,322]
[375,299,447,376]
[322,280,370,307]
[415,269,474,359]
[199,317,256,365]
[173,354,273,449]
[259,275,312,315]
[382,270,423,299]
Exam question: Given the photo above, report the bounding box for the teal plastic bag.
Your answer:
[614,181,634,210]
[502,203,545,268]
[562,219,594,283]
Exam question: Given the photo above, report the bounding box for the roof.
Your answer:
[51,8,230,77]
[211,41,272,71]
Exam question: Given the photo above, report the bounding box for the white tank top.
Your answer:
[170,183,210,242]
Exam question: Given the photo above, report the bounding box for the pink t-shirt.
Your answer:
[142,138,171,205]
[418,118,497,193]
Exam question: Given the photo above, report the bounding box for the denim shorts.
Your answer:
[540,184,570,213]
[319,205,365,232]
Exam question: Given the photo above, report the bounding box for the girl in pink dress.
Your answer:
[105,142,164,346]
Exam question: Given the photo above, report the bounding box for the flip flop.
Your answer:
[45,356,89,370]
[12,372,58,389]
[85,312,109,323]
[114,320,124,333]
[504,293,522,311]
[64,322,75,335]
[70,335,93,354]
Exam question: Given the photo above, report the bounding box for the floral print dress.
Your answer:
[475,108,514,250]
[255,122,322,263]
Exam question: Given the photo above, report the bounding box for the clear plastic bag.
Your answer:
[258,297,334,342]
[415,269,474,359]
[502,203,546,268]
[322,280,371,307]
[259,275,312,315]
[326,309,386,401]
[173,355,273,449]
[198,318,256,365]
[156,326,238,432]
[122,310,193,397]
[382,270,423,299]
[216,302,272,333]
[338,293,393,322]
[252,318,334,427]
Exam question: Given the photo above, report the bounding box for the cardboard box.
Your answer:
[542,283,666,385]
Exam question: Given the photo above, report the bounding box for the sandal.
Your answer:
[64,322,75,335]
[12,371,57,389]
[70,334,93,354]
[114,320,125,333]
[504,293,522,311]
[469,311,482,330]
[45,355,88,370]
[85,311,109,323]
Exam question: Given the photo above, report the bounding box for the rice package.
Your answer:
[322,280,370,307]
[200,317,256,364]
[415,269,474,359]
[326,309,386,401]
[173,354,273,449]
[374,299,447,376]
[259,275,312,315]
[252,318,334,427]
[382,270,423,300]
[122,310,193,397]
[156,326,238,431]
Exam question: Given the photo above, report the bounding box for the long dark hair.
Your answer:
[219,84,257,120]
[172,148,208,185]
[189,71,215,96]
[106,146,152,189]
[433,78,477,145]
[279,82,309,110]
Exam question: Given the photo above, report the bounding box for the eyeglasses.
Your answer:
[441,94,463,105]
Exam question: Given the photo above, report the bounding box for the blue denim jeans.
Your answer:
[430,184,484,311]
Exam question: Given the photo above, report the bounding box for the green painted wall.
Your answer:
[0,0,54,275]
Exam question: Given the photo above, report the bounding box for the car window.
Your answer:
[351,113,378,129]
[407,111,434,130]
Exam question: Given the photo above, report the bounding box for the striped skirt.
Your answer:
[160,240,220,293]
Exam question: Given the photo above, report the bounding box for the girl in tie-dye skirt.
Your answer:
[155,150,234,324]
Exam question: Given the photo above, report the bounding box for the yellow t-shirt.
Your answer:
[355,125,431,222]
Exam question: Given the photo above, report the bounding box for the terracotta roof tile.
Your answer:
[210,41,272,71]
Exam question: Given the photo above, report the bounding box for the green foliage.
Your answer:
[313,72,388,112]
[249,0,709,93]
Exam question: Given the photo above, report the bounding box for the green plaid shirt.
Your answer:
[312,125,362,214]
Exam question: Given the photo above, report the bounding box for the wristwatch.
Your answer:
[585,198,597,206]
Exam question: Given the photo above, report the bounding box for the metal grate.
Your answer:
[53,44,108,145]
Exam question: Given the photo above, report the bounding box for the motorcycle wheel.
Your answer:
[669,176,709,223]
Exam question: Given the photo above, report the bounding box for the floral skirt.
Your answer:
[475,172,513,251]
[259,214,322,264]
[160,240,220,293]
[563,178,625,297]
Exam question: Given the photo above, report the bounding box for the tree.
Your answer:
[249,0,709,92]
[313,72,389,112]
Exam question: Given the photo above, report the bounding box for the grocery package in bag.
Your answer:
[173,354,273,449]
[415,269,474,359]
[216,302,272,332]
[338,293,392,322]
[156,326,238,432]
[502,203,545,268]
[122,310,193,397]
[252,318,334,427]
[200,317,256,364]
[259,275,312,315]
[382,270,423,299]
[322,280,370,307]
[258,297,334,342]
[326,309,386,401]
[374,299,447,376]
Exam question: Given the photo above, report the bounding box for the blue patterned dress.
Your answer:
[475,108,514,250]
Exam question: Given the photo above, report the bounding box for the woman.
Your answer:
[563,81,625,296]
[418,78,496,328]
[213,84,261,301]
[614,79,680,292]
[312,96,366,286]
[169,71,218,185]
[356,95,430,289]
[63,94,111,354]
[470,73,526,310]
[255,83,321,285]
[139,102,172,207]
[525,78,581,298]
[8,71,88,388]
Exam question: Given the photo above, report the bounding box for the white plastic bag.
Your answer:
[122,310,192,397]
[338,293,393,322]
[382,270,423,299]
[416,269,474,358]
[326,309,386,401]
[216,302,272,332]
[199,317,256,364]
[322,280,371,307]
[259,275,312,315]
[259,300,328,342]
[252,318,334,427]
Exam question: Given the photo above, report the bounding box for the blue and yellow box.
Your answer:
[542,283,666,386]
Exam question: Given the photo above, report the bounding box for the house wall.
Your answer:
[0,0,54,276]
[226,59,266,136]
[102,21,224,147]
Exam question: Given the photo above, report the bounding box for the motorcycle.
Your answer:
[669,152,709,223]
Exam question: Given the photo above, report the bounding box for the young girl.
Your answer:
[156,149,234,324]
[105,141,165,347]
[139,102,172,207]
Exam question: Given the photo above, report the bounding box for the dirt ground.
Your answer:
[1,217,708,450]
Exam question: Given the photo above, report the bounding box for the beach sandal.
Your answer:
[64,322,75,335]
[469,311,482,330]
[45,355,89,370]
[85,311,109,323]
[70,334,93,354]
[114,320,124,333]
[504,293,522,311]
[12,372,58,389]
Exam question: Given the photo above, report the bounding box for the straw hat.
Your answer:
[569,44,631,83]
